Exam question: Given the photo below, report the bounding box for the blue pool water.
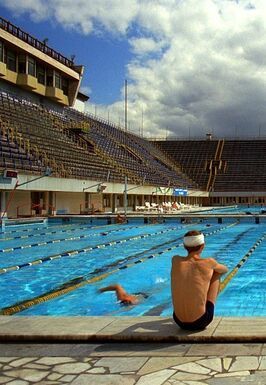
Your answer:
[200,205,265,215]
[0,216,265,317]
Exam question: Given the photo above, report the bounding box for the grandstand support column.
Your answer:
[0,191,7,218]
[43,191,49,216]
[48,191,55,216]
[124,176,128,215]
[133,195,137,211]
[112,194,117,213]
[85,192,90,212]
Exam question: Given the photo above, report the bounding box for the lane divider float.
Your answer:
[0,220,137,238]
[0,227,172,253]
[0,222,153,242]
[220,233,265,292]
[0,226,183,273]
[0,224,94,242]
[0,222,78,236]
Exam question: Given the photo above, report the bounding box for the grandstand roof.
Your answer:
[77,92,89,102]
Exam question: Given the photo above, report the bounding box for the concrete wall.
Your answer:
[0,80,65,113]
[91,193,103,212]
[8,190,31,218]
[54,191,84,214]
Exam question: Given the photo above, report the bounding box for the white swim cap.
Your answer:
[183,233,204,247]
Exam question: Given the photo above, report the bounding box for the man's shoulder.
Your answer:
[172,255,185,265]
[172,255,183,260]
[202,257,217,266]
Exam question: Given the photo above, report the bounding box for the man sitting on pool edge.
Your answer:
[99,284,148,305]
[171,230,228,330]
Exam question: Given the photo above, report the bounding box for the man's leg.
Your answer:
[207,272,221,304]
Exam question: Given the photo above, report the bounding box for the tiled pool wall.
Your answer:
[49,215,266,226]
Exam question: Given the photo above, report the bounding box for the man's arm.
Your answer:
[98,284,127,300]
[209,258,228,274]
[99,284,138,305]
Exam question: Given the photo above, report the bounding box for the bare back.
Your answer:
[171,255,217,322]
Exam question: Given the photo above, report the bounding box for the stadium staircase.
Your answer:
[206,139,226,191]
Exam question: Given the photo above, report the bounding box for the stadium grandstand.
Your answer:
[0,17,265,220]
[153,137,266,206]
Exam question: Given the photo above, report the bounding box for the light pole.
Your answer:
[141,107,144,137]
[125,79,127,131]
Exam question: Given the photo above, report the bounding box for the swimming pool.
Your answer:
[0,217,265,317]
[199,205,265,215]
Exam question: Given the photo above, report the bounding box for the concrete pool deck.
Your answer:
[0,316,265,343]
[0,317,266,384]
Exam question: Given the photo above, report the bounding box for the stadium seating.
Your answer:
[214,141,266,191]
[64,107,197,188]
[0,92,125,182]
[0,91,195,188]
[1,89,264,193]
[155,140,218,189]
[0,116,44,174]
[155,139,266,192]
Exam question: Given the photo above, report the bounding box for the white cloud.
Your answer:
[2,0,266,138]
[2,0,139,34]
[2,0,50,21]
[129,37,166,56]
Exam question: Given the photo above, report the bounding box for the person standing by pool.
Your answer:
[171,230,228,330]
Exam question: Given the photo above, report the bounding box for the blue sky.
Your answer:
[1,1,266,139]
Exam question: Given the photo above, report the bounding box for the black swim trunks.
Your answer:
[173,301,214,330]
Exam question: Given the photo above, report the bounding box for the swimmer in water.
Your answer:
[116,214,127,224]
[99,284,148,305]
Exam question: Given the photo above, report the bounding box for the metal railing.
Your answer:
[148,135,266,141]
[0,17,74,68]
[16,203,55,218]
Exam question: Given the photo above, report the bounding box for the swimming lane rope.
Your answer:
[0,220,133,238]
[219,233,265,292]
[0,223,149,247]
[0,225,182,274]
[0,221,238,315]
[0,223,101,241]
[0,222,77,236]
